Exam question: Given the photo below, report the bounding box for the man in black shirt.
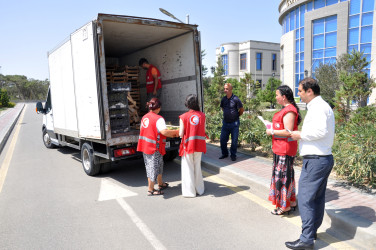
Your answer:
[219,83,244,161]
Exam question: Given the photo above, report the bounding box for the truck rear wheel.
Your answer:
[81,143,100,176]
[169,149,179,161]
[42,128,55,149]
[164,149,179,162]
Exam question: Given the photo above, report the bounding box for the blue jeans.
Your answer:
[220,120,240,157]
[298,155,334,244]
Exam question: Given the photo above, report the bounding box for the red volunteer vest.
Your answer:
[137,112,166,155]
[146,65,162,93]
[179,110,207,156]
[272,105,298,156]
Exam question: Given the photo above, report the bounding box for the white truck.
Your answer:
[36,13,204,176]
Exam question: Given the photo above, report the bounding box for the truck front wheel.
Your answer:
[81,143,100,176]
[42,128,55,149]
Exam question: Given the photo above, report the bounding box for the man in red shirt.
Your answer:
[139,58,162,101]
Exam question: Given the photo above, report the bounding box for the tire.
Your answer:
[169,149,179,161]
[163,151,171,162]
[81,143,100,176]
[42,128,55,149]
[163,149,179,162]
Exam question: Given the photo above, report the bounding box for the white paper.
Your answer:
[257,116,272,128]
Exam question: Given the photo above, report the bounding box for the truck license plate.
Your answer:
[166,142,170,148]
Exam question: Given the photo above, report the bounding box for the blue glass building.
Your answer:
[279,0,375,102]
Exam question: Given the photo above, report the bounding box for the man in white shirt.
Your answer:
[285,78,335,250]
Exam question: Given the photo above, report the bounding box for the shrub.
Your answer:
[0,89,10,107]
[333,106,376,187]
[7,102,16,108]
[206,112,222,142]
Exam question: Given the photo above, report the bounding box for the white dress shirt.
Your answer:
[299,96,335,156]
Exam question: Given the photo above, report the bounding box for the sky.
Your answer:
[0,0,282,80]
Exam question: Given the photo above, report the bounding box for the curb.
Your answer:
[0,104,25,154]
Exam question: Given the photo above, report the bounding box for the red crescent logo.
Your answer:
[141,118,149,128]
[190,115,199,125]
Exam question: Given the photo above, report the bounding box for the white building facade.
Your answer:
[215,41,280,89]
[279,0,376,103]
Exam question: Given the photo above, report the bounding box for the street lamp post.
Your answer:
[159,8,184,23]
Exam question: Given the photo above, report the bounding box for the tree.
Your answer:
[257,77,281,108]
[1,74,49,100]
[240,73,261,114]
[203,57,227,141]
[335,50,376,122]
[204,56,225,115]
[314,62,341,107]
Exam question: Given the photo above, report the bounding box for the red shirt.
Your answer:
[146,65,162,93]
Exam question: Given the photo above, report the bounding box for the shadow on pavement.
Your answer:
[54,146,253,201]
[325,188,339,202]
[317,206,375,249]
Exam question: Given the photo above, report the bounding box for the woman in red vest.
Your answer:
[265,85,302,215]
[178,95,206,197]
[137,98,178,196]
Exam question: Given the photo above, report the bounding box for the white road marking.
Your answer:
[98,178,137,201]
[116,198,167,250]
[0,106,25,193]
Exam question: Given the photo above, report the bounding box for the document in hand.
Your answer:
[257,116,272,129]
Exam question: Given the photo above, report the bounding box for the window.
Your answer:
[240,53,247,70]
[360,26,372,43]
[314,0,325,9]
[361,12,373,26]
[312,15,337,74]
[362,0,375,13]
[348,0,374,77]
[348,28,360,45]
[349,15,360,28]
[350,0,361,15]
[326,0,338,6]
[272,54,277,71]
[290,9,295,31]
[256,53,262,70]
[222,55,228,76]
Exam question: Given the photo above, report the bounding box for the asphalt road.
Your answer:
[0,104,341,249]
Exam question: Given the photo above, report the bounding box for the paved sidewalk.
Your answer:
[202,143,376,248]
[0,103,25,154]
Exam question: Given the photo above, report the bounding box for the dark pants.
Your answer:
[147,88,161,102]
[220,120,240,157]
[298,155,334,244]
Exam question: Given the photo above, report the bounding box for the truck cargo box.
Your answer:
[48,13,203,146]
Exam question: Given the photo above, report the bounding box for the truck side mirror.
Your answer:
[36,102,45,114]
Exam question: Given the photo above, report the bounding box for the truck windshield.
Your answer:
[45,89,52,113]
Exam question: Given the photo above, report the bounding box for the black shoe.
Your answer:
[219,155,228,159]
[285,239,314,249]
[231,156,236,161]
[314,233,317,240]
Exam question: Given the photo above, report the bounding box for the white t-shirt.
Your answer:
[156,118,167,133]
